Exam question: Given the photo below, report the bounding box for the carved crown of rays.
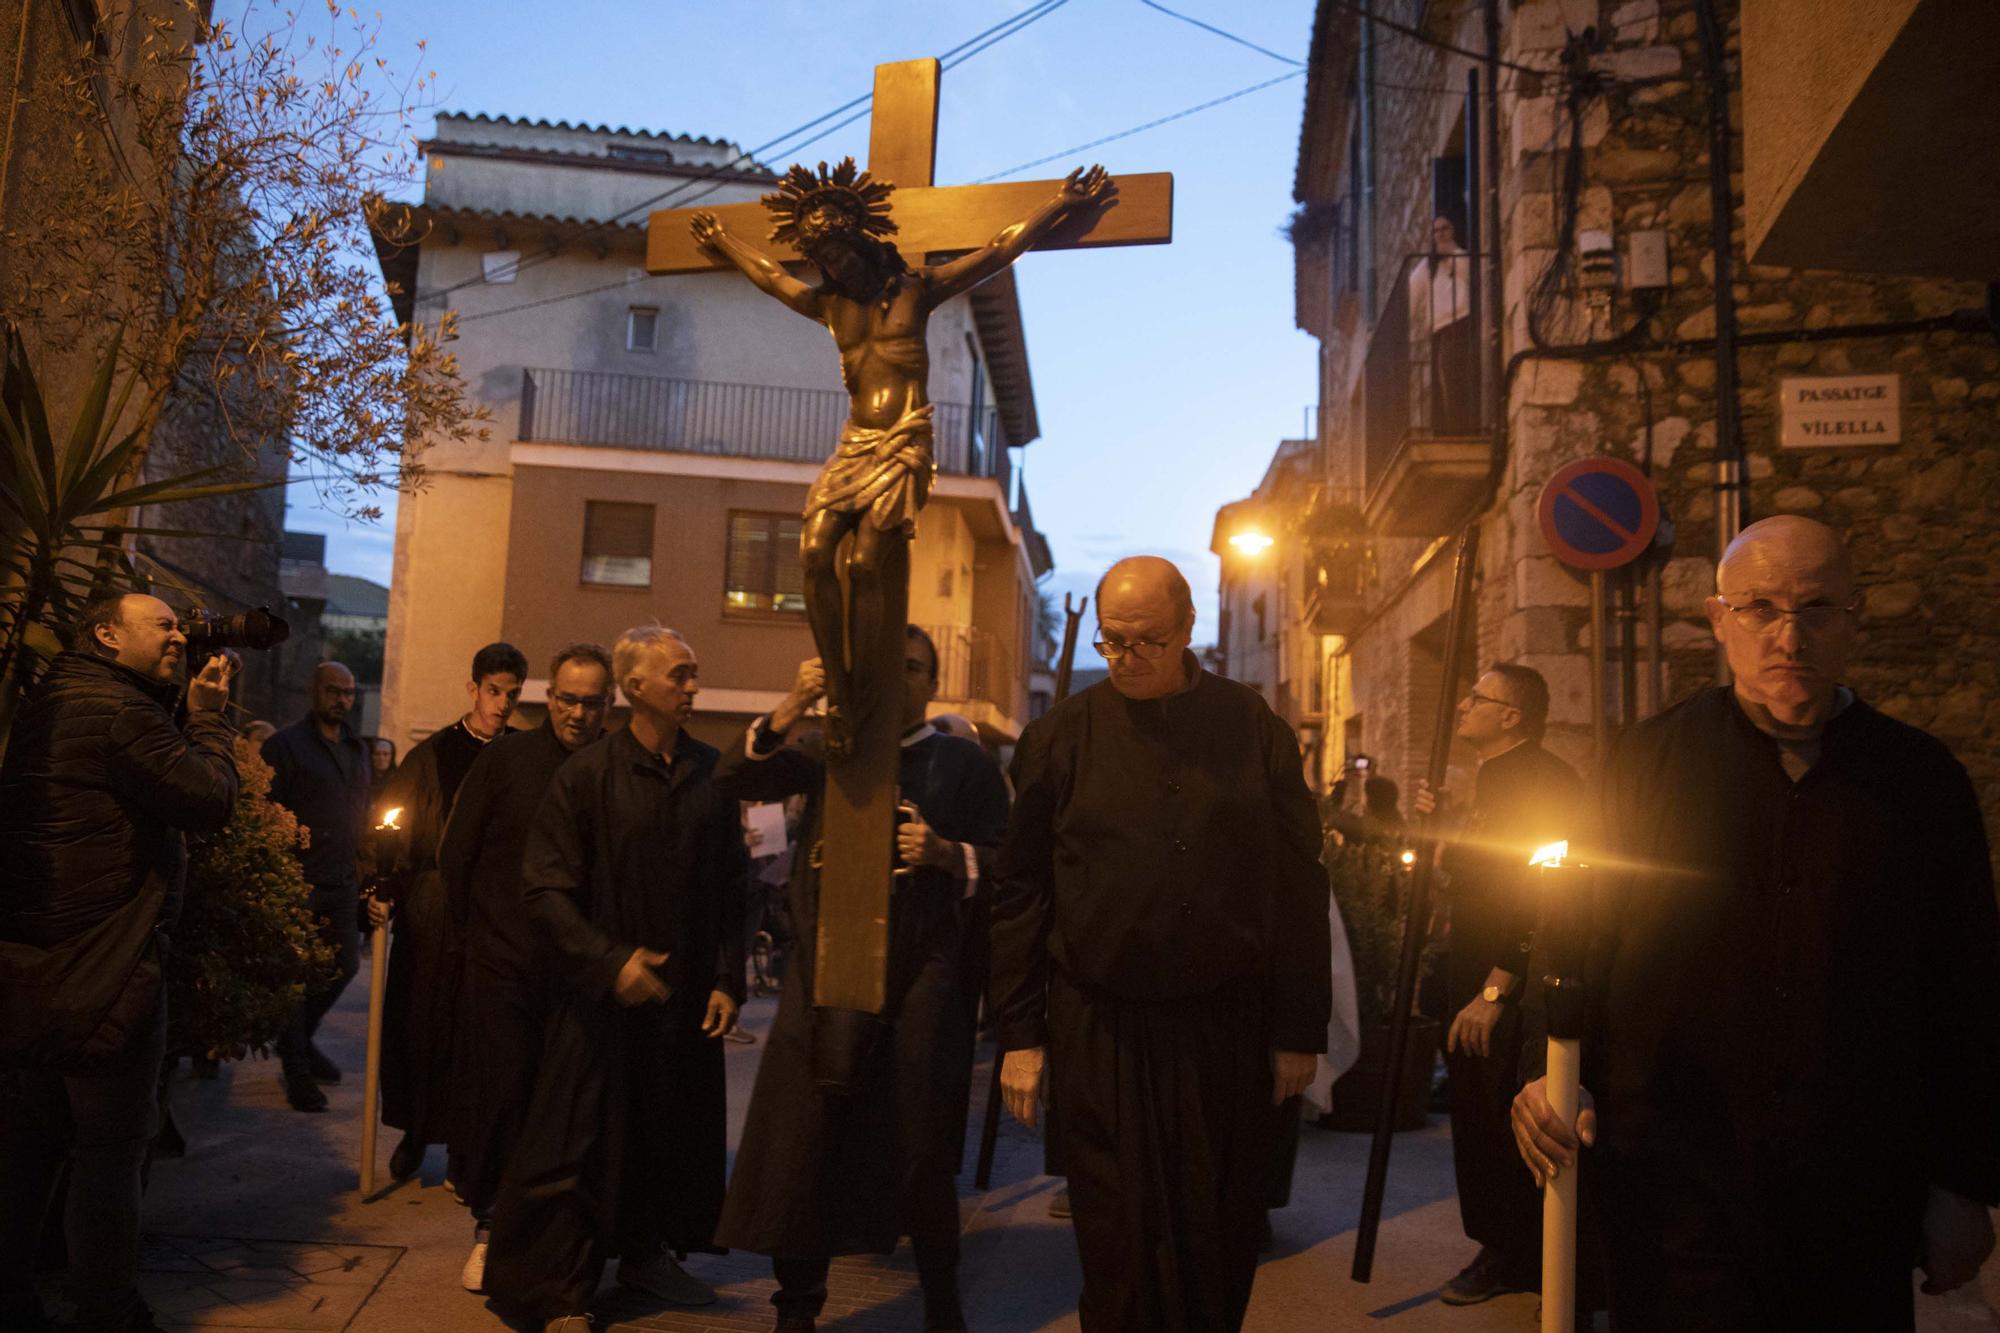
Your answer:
[763,157,899,248]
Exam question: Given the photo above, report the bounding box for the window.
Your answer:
[581,501,653,588]
[725,512,806,615]
[626,306,659,352]
[965,334,988,476]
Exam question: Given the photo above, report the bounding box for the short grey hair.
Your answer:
[612,624,688,684]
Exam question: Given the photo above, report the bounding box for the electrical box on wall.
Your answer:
[1627,229,1670,289]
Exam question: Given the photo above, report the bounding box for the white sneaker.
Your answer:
[461,1228,489,1292]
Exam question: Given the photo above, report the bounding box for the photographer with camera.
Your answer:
[0,592,240,1333]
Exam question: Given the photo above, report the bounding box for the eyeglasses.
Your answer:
[1093,635,1175,661]
[1713,596,1857,636]
[549,692,610,710]
[1463,691,1516,711]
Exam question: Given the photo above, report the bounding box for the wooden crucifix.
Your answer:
[646,58,1172,1021]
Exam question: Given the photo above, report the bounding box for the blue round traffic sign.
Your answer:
[1536,457,1659,571]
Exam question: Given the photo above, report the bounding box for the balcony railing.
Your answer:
[1358,253,1490,536]
[519,367,1012,488]
[1363,251,1484,495]
[919,621,1020,720]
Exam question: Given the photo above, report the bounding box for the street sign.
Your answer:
[1537,457,1659,571]
[1779,374,1900,448]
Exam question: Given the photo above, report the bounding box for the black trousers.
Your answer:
[770,1246,958,1323]
[275,883,359,1078]
[1445,938,1541,1282]
[453,960,549,1219]
[1599,1139,1917,1333]
[1049,971,1277,1333]
[0,999,167,1331]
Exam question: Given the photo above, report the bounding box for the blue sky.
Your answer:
[272,0,1320,634]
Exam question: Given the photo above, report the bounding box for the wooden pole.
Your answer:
[358,918,387,1195]
[974,593,1087,1191]
[1351,523,1481,1282]
[1541,1034,1581,1333]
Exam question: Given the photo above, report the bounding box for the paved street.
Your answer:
[118,953,2000,1332]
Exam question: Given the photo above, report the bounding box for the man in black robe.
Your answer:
[377,640,526,1182]
[713,629,1011,1333]
[1412,664,1582,1304]
[485,626,744,1332]
[990,556,1332,1333]
[1514,516,2000,1332]
[436,642,613,1294]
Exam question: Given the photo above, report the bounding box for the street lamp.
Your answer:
[1227,529,1274,556]
[1529,838,1590,1333]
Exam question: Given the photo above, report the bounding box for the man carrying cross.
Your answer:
[690,158,1107,758]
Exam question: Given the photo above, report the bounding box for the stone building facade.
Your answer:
[1287,0,2000,830]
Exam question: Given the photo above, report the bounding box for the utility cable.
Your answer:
[1135,0,1302,67]
[1321,0,1544,78]
[415,0,1070,306]
[973,67,1305,183]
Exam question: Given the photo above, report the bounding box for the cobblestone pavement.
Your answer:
[117,953,2000,1332]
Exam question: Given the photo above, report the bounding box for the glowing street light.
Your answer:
[1227,529,1274,556]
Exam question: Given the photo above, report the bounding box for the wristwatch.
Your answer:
[1481,983,1510,1005]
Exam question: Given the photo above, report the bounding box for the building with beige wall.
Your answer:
[372,112,1051,753]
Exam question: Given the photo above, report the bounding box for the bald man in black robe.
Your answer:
[1514,517,2000,1332]
[990,556,1332,1332]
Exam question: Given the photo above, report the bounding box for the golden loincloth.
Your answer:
[804,402,936,534]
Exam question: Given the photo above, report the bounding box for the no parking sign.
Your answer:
[1536,457,1659,571]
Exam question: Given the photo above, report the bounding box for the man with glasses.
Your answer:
[712,628,1010,1333]
[437,643,614,1293]
[989,555,1332,1332]
[1512,515,2000,1330]
[485,626,744,1331]
[1411,664,1582,1307]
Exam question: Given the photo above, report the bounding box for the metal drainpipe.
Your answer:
[1483,0,1503,455]
[1359,0,1378,318]
[1696,0,1744,677]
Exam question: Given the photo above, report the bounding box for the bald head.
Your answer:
[310,659,357,731]
[1096,556,1197,700]
[1095,556,1195,624]
[1716,516,1853,600]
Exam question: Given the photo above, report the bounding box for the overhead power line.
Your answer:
[418,0,1072,307]
[973,68,1306,184]
[1136,0,1303,67]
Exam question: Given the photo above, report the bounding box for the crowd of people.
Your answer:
[1,522,1997,1333]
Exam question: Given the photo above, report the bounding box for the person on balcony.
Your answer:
[1407,214,1479,435]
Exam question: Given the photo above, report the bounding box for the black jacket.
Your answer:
[1580,687,2000,1212]
[0,653,238,947]
[261,715,370,887]
[989,664,1333,1055]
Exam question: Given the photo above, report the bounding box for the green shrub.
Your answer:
[167,738,336,1060]
[1325,832,1432,1030]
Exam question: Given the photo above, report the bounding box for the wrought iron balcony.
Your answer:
[1359,252,1491,537]
[519,367,1012,489]
[917,621,1022,723]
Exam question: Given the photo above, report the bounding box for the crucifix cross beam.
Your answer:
[645,57,1174,274]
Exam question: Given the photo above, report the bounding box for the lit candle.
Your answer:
[1529,838,1589,1333]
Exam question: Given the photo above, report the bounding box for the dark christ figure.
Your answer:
[691,157,1108,756]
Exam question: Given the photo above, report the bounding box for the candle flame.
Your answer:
[1399,849,1417,867]
[1529,839,1569,868]
[377,807,403,831]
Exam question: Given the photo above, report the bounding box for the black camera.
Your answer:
[182,606,290,661]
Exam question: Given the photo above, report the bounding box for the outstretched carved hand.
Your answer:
[1059,164,1112,207]
[689,210,726,248]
